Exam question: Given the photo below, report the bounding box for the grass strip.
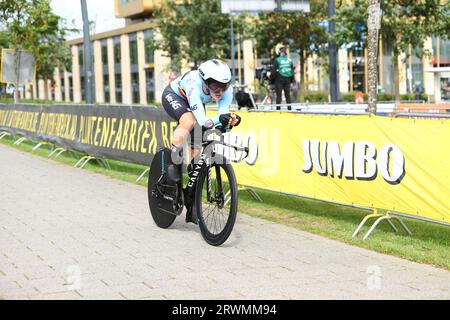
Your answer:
[1,134,449,270]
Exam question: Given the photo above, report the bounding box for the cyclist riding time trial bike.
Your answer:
[147,126,248,246]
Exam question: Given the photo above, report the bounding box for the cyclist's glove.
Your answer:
[234,114,241,127]
[219,113,241,127]
[219,113,232,127]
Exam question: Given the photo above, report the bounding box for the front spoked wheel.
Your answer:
[195,157,238,246]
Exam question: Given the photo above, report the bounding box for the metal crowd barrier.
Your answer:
[227,101,450,118]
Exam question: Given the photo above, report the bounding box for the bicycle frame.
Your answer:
[183,130,249,207]
[149,126,250,242]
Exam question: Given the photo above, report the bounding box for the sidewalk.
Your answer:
[0,143,449,300]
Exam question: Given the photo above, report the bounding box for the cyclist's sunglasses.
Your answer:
[207,82,230,94]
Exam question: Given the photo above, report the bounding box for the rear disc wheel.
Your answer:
[148,148,177,228]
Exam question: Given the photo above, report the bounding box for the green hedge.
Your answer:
[305,91,428,103]
[399,93,428,101]
[340,92,359,102]
[304,91,329,103]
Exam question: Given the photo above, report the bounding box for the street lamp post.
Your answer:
[276,0,282,11]
[230,12,236,83]
[80,0,95,104]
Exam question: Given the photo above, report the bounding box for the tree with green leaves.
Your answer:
[0,0,74,101]
[152,0,230,70]
[28,1,73,99]
[334,0,450,101]
[253,0,328,102]
[0,30,10,48]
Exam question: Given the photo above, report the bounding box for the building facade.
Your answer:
[32,21,160,105]
[22,0,450,103]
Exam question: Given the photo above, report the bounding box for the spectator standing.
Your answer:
[272,47,294,110]
[355,91,364,104]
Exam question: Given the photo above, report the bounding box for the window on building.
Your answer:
[410,47,424,95]
[68,76,73,101]
[60,76,65,101]
[101,39,108,65]
[115,73,122,103]
[432,36,450,67]
[129,33,138,65]
[440,38,450,66]
[78,45,84,70]
[131,72,139,104]
[80,76,85,102]
[146,69,154,103]
[144,30,154,64]
[104,74,110,103]
[113,36,121,64]
[350,47,365,93]
[50,82,55,101]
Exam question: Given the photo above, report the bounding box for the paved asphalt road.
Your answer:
[0,143,449,300]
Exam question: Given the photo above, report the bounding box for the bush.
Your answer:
[300,91,428,103]
[419,93,428,101]
[0,94,13,104]
[340,92,395,102]
[341,92,357,102]
[400,93,428,101]
[400,93,415,101]
[304,91,328,103]
[377,93,393,101]
[342,92,428,102]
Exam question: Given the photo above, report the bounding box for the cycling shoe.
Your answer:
[185,204,198,225]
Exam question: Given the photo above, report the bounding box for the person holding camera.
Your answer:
[271,47,294,110]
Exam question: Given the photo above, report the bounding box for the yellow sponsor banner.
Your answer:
[222,112,450,224]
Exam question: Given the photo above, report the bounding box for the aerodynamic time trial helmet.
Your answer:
[198,59,232,94]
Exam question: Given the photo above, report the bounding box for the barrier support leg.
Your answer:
[136,167,150,182]
[32,142,50,151]
[387,211,412,236]
[363,215,391,240]
[97,158,110,170]
[79,156,95,169]
[353,209,412,240]
[237,184,263,202]
[74,156,110,169]
[74,156,93,168]
[74,157,85,168]
[223,185,263,207]
[352,209,382,238]
[0,132,11,140]
[55,148,67,158]
[14,137,27,145]
[48,147,65,158]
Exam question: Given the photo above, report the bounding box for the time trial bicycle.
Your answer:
[148,126,248,246]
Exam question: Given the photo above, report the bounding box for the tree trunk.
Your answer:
[393,53,400,102]
[13,87,19,104]
[366,0,380,113]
